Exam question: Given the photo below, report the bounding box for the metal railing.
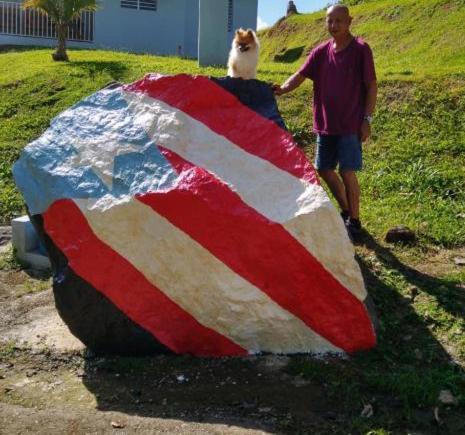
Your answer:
[0,1,94,42]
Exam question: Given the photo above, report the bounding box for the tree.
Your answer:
[23,0,99,61]
[286,1,298,16]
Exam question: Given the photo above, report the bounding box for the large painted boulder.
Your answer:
[13,74,376,356]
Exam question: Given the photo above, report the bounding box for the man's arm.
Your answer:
[273,72,306,96]
[360,79,377,142]
[365,79,377,117]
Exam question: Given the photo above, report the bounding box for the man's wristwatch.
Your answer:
[364,115,373,124]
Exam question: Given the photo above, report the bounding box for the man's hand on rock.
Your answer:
[360,119,371,142]
[272,84,285,96]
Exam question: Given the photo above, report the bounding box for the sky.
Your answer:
[257,0,329,30]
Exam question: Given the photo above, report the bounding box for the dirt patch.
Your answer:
[0,244,52,301]
[0,345,338,434]
[1,297,84,352]
[0,226,11,246]
[414,247,465,278]
[0,402,272,435]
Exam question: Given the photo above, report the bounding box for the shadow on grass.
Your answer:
[65,60,129,81]
[273,46,305,63]
[79,232,465,433]
[360,231,465,319]
[339,248,464,433]
[0,44,52,53]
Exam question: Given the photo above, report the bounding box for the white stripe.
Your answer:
[122,90,367,302]
[76,197,341,355]
[284,209,366,302]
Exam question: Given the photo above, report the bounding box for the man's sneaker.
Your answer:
[340,210,350,223]
[346,217,363,242]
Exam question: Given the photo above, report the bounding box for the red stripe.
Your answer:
[124,75,318,185]
[137,147,376,353]
[43,199,247,357]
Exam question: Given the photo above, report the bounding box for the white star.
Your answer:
[67,139,142,191]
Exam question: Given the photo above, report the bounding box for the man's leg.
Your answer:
[318,169,349,213]
[337,135,363,240]
[315,135,350,218]
[339,170,360,219]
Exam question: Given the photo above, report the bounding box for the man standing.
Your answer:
[274,4,377,241]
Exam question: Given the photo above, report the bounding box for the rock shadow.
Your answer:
[79,233,464,433]
[273,46,305,63]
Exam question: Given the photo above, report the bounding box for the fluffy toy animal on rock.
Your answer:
[227,28,260,80]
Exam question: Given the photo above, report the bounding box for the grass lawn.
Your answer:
[1,0,465,431]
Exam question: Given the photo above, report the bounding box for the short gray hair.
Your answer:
[326,3,350,16]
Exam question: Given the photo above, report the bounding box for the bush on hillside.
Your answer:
[342,0,375,5]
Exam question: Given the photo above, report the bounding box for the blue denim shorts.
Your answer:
[315,134,363,171]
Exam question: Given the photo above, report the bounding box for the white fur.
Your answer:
[227,32,260,80]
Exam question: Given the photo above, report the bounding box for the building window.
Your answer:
[121,0,157,11]
[227,0,233,32]
[121,0,138,9]
[140,0,157,11]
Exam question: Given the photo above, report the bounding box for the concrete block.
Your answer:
[11,215,50,270]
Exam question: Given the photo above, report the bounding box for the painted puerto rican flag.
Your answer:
[13,74,376,356]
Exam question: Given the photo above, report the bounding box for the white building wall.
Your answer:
[199,0,258,66]
[94,0,187,56]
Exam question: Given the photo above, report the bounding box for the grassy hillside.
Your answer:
[259,0,465,78]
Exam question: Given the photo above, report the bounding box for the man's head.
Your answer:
[326,4,352,39]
